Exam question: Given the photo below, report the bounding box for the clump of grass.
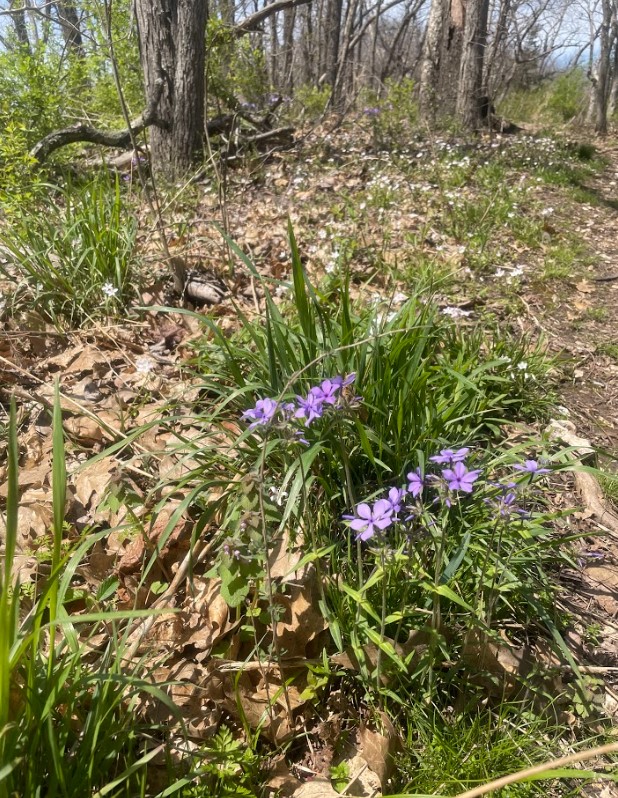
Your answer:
[596,342,618,361]
[0,392,193,797]
[177,227,564,709]
[396,705,567,796]
[0,175,138,328]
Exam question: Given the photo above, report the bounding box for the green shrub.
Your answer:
[206,16,270,109]
[362,77,419,149]
[499,69,588,124]
[292,84,332,119]
[546,69,588,121]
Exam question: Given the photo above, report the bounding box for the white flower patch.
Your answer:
[441,306,472,319]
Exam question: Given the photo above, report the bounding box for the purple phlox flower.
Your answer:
[241,397,278,429]
[442,462,481,493]
[310,379,341,405]
[386,486,406,515]
[294,392,325,426]
[407,468,424,498]
[430,447,470,465]
[281,401,296,419]
[344,499,394,541]
[331,372,356,388]
[514,459,550,475]
[490,480,517,491]
[364,107,380,116]
[486,489,518,519]
[294,429,310,446]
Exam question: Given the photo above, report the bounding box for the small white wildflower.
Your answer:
[102,282,119,298]
[495,267,507,278]
[541,207,554,217]
[510,266,524,278]
[516,361,528,371]
[135,357,154,374]
[325,262,336,274]
[441,306,472,319]
[268,486,288,506]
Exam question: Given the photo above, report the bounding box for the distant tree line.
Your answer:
[0,0,614,177]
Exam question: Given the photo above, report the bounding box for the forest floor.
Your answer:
[3,118,618,795]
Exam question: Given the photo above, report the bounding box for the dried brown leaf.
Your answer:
[359,711,397,785]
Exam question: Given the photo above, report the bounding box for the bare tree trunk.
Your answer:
[609,28,618,116]
[25,0,40,46]
[8,0,31,52]
[483,0,510,96]
[380,4,416,81]
[333,0,360,97]
[593,0,614,134]
[419,0,445,123]
[55,1,85,57]
[299,3,314,83]
[324,0,343,94]
[282,6,296,90]
[269,10,280,87]
[456,0,490,128]
[419,0,465,125]
[134,0,208,180]
[370,0,383,81]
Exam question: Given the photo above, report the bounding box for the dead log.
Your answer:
[30,79,165,163]
[30,109,294,164]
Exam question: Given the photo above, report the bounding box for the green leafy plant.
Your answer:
[168,226,562,708]
[362,77,419,150]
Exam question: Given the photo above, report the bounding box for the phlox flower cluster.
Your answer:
[343,447,551,543]
[241,373,356,433]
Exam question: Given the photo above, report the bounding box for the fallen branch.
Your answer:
[30,79,165,163]
[30,107,294,164]
[453,741,618,798]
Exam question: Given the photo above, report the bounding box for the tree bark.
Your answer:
[282,6,296,91]
[324,0,343,96]
[134,0,208,180]
[55,1,85,57]
[593,0,614,135]
[456,0,490,129]
[419,0,466,124]
[8,0,31,52]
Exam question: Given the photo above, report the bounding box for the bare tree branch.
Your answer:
[30,79,164,162]
[235,0,313,34]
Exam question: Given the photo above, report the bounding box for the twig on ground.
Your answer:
[452,741,618,798]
